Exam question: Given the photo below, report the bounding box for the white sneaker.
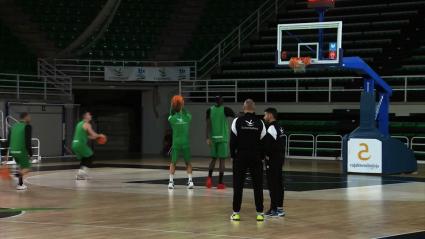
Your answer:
[16,184,27,190]
[75,169,88,180]
[168,181,175,189]
[75,174,87,180]
[187,181,194,189]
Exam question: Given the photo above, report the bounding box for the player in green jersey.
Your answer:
[205,96,235,189]
[168,96,194,189]
[72,111,104,180]
[5,112,33,190]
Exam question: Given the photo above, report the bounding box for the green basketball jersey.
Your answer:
[9,122,27,154]
[210,105,229,142]
[72,120,93,159]
[72,120,88,145]
[168,109,191,146]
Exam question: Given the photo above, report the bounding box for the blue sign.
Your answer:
[329,42,337,51]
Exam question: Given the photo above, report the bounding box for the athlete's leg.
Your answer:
[265,158,275,212]
[275,158,284,209]
[249,159,264,213]
[169,147,179,179]
[232,158,247,213]
[208,142,218,178]
[208,157,217,177]
[168,147,179,189]
[80,156,93,168]
[14,155,31,190]
[182,146,192,174]
[217,142,227,185]
[77,156,93,180]
[182,146,194,188]
[169,163,176,175]
[206,157,216,188]
[218,158,225,184]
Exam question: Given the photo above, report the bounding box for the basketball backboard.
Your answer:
[276,21,342,66]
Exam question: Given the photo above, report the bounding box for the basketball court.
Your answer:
[1,157,424,239]
[1,0,425,238]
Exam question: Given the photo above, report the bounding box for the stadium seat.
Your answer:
[208,0,425,92]
[0,22,36,73]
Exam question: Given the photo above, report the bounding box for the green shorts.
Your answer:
[72,142,93,160]
[171,145,191,164]
[210,141,229,159]
[11,152,31,169]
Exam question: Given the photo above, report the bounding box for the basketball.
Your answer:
[171,95,184,111]
[96,134,107,145]
[0,165,11,181]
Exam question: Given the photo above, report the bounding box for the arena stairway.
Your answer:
[182,0,264,60]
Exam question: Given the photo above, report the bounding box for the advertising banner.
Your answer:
[347,138,382,173]
[105,66,191,81]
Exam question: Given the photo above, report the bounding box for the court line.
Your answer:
[0,210,25,219]
[374,230,425,239]
[0,220,265,239]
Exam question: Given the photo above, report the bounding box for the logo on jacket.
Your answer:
[245,120,254,127]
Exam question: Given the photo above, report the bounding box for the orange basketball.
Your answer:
[171,95,184,110]
[96,134,107,145]
[0,165,11,181]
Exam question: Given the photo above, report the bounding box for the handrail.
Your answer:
[197,0,287,79]
[288,134,315,157]
[314,135,342,158]
[0,72,72,100]
[283,133,422,160]
[179,75,425,103]
[411,137,425,155]
[51,58,198,83]
[5,115,18,137]
[37,58,73,99]
[391,136,409,147]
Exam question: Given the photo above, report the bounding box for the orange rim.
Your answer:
[289,57,311,68]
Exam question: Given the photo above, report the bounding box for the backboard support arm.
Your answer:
[342,56,392,137]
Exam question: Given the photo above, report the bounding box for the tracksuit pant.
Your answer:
[266,155,284,210]
[232,156,263,213]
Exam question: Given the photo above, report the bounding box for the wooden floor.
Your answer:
[0,158,424,239]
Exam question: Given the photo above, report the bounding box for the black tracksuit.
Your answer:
[230,112,266,213]
[264,121,285,210]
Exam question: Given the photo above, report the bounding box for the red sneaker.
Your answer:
[217,183,226,189]
[205,177,213,188]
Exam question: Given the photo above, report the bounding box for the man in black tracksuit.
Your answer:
[263,108,286,217]
[229,99,266,222]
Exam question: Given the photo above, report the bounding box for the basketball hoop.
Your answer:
[289,57,311,73]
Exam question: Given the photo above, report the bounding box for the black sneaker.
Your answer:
[265,209,279,217]
[277,208,286,217]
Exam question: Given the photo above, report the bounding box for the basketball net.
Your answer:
[289,57,311,73]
